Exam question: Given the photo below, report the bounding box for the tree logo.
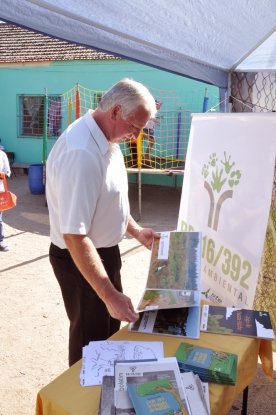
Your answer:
[201,151,242,231]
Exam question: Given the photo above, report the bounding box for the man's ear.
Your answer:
[111,105,121,120]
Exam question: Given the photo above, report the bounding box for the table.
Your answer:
[36,323,273,415]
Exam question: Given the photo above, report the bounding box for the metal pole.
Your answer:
[202,88,209,112]
[43,87,48,207]
[43,87,48,166]
[137,168,141,222]
[241,386,249,415]
[176,108,181,159]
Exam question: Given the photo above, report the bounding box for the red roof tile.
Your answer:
[0,23,120,62]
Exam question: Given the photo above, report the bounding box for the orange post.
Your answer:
[76,85,80,119]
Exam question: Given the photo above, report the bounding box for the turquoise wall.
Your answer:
[0,59,219,186]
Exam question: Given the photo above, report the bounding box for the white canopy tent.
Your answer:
[2,0,276,108]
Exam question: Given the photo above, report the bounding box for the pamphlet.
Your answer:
[200,304,275,340]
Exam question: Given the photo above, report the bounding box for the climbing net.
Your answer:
[46,83,219,171]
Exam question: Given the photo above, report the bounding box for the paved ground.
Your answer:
[0,175,275,415]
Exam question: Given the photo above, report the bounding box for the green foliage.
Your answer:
[147,233,200,293]
[254,207,276,343]
[207,314,233,333]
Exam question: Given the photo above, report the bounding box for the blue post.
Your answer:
[202,88,209,112]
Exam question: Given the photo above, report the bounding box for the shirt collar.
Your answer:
[84,110,110,155]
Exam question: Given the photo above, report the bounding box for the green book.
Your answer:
[127,377,189,415]
[174,342,237,385]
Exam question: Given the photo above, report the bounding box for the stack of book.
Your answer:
[174,342,237,385]
[97,357,210,415]
[114,357,191,415]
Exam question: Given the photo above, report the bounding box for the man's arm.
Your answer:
[127,215,160,250]
[63,234,139,323]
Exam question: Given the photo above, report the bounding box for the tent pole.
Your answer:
[227,72,232,113]
[137,168,141,222]
[202,88,209,112]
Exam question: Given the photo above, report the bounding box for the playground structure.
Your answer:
[43,84,219,218]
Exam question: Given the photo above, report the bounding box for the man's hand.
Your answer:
[104,290,139,323]
[127,215,160,250]
[135,227,160,250]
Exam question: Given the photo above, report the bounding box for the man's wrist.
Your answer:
[131,227,143,239]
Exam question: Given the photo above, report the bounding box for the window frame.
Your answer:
[17,94,61,139]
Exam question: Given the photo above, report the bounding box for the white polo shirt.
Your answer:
[46,110,130,249]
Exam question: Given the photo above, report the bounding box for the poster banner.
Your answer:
[177,113,276,308]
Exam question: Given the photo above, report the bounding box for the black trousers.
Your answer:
[49,243,122,366]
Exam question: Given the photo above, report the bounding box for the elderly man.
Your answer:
[46,78,159,366]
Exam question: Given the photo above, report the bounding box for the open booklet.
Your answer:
[129,231,202,339]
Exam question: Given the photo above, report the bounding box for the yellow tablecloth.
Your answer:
[36,323,273,415]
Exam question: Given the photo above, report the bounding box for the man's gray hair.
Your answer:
[98,78,157,119]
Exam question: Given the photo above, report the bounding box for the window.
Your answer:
[19,95,61,138]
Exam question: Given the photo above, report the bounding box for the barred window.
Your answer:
[19,95,61,137]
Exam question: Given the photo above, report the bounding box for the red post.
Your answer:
[76,86,80,119]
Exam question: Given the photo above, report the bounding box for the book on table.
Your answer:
[200,304,275,340]
[174,341,237,386]
[114,357,192,415]
[98,371,210,415]
[127,377,188,415]
[128,231,202,339]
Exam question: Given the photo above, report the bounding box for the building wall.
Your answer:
[0,59,218,186]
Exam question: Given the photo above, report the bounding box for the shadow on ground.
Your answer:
[3,176,49,237]
[4,176,183,237]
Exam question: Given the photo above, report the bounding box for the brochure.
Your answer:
[200,304,275,340]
